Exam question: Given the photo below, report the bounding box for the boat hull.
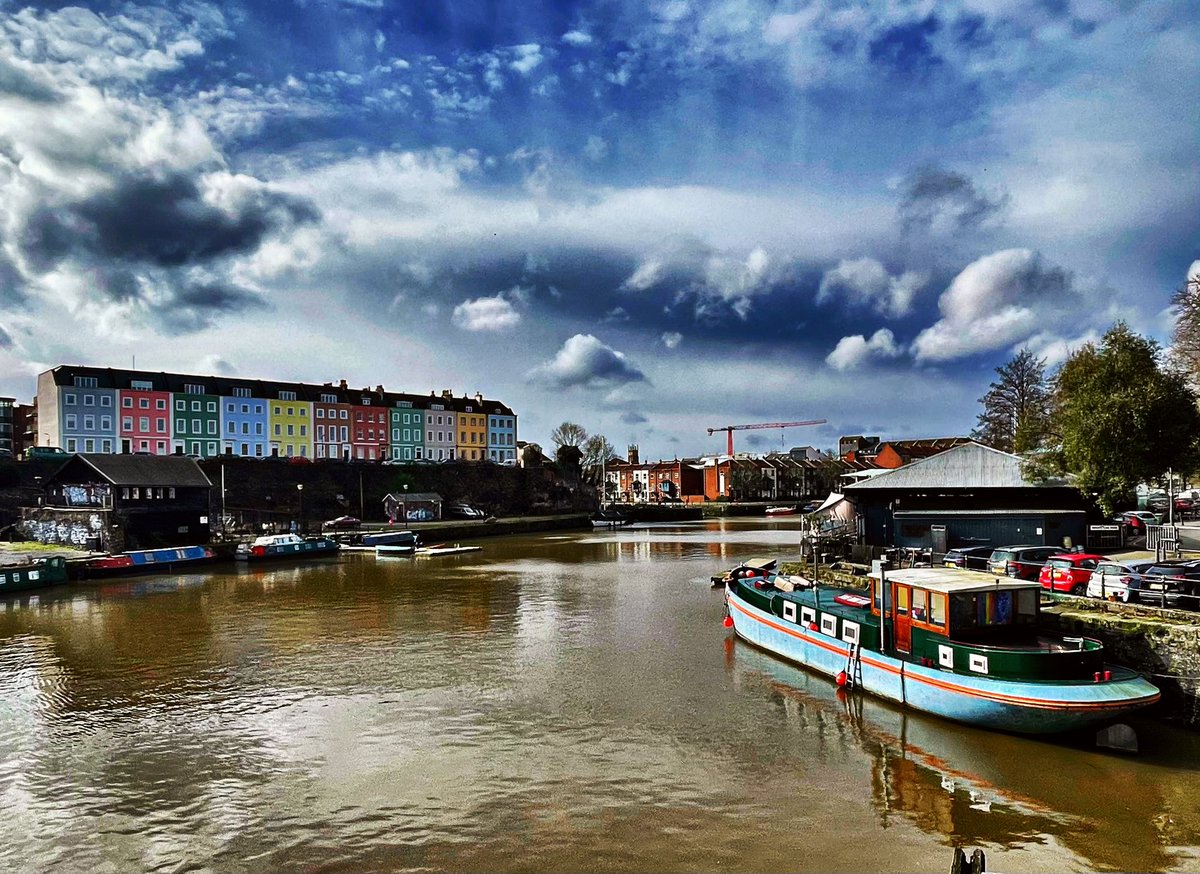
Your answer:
[361,531,419,547]
[236,538,340,562]
[727,589,1160,735]
[83,546,215,578]
[0,557,69,594]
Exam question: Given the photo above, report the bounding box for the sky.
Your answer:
[0,0,1197,459]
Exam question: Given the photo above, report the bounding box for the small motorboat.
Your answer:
[235,533,340,562]
[765,506,799,517]
[375,544,416,556]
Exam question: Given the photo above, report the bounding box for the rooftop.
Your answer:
[871,566,1042,594]
[843,441,1073,491]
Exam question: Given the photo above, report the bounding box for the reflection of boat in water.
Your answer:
[728,641,1200,874]
[724,563,1160,734]
[592,509,631,528]
[415,544,482,557]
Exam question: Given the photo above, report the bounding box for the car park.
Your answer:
[942,545,994,571]
[1114,510,1160,530]
[1086,559,1156,602]
[1038,553,1105,595]
[987,545,1060,581]
[324,515,361,530]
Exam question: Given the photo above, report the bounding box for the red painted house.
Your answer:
[118,385,172,454]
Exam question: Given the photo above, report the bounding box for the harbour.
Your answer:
[1,519,1198,873]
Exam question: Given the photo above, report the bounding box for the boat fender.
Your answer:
[723,615,734,629]
[836,671,848,687]
[808,622,818,632]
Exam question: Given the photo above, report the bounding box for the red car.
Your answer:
[1039,553,1106,595]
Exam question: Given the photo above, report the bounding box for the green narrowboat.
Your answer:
[0,556,69,594]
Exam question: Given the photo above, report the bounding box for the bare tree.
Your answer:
[1169,272,1200,388]
[581,434,615,485]
[550,422,589,451]
[972,349,1051,453]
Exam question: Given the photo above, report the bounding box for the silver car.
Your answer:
[1086,559,1155,602]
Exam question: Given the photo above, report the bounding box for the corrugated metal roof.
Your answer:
[71,454,213,487]
[842,442,1072,491]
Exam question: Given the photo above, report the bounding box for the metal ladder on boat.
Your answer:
[843,643,863,690]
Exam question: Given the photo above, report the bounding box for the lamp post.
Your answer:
[297,483,304,534]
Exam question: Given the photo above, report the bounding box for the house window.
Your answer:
[207,402,216,413]
[317,408,325,418]
[176,399,186,411]
[274,424,281,436]
[177,420,186,434]
[100,395,111,407]
[184,383,204,394]
[286,424,294,436]
[122,417,133,430]
[122,397,132,408]
[191,401,201,412]
[321,394,337,404]
[340,410,348,419]
[299,425,306,437]
[101,417,111,430]
[207,421,216,435]
[279,391,297,401]
[83,395,95,406]
[287,407,294,416]
[65,414,77,429]
[255,423,263,435]
[227,403,235,412]
[139,398,149,409]
[65,393,77,405]
[74,376,98,388]
[102,440,112,452]
[139,417,150,431]
[84,438,94,452]
[83,415,95,430]
[131,380,153,391]
[234,387,251,398]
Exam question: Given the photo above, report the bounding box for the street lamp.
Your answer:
[297,483,304,534]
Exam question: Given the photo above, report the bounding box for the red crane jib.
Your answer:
[706,419,827,456]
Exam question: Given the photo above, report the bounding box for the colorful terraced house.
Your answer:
[35,366,517,463]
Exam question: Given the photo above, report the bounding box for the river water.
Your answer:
[1,519,1198,873]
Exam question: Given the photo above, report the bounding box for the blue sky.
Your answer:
[0,0,1197,457]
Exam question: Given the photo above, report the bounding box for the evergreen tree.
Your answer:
[972,349,1051,453]
[1035,323,1200,515]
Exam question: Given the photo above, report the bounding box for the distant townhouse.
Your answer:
[0,396,14,457]
[35,366,518,462]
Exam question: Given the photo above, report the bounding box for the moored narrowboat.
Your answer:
[83,545,215,578]
[0,556,68,594]
[724,563,1160,734]
[235,533,340,562]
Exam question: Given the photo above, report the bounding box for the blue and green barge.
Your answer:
[724,563,1160,734]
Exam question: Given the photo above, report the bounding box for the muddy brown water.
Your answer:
[1,519,1198,872]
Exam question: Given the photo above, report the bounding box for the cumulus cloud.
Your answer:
[622,238,779,320]
[510,44,544,75]
[911,249,1079,362]
[817,257,928,318]
[562,30,593,46]
[826,328,903,371]
[897,166,1007,236]
[451,294,522,331]
[527,334,646,390]
[661,331,682,349]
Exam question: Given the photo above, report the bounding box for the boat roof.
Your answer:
[740,557,778,570]
[874,566,1042,594]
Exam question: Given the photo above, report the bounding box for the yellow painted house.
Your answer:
[268,390,313,458]
[455,399,488,461]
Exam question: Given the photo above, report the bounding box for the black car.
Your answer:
[1138,562,1200,610]
[942,545,994,571]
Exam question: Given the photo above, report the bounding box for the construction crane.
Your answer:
[707,420,827,456]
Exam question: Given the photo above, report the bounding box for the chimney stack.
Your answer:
[627,444,639,465]
[338,379,348,390]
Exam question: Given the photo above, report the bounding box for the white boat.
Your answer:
[415,544,483,557]
[375,544,416,556]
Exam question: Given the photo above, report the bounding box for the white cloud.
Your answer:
[510,44,543,75]
[661,331,682,349]
[451,294,521,331]
[817,257,928,318]
[621,240,781,320]
[527,334,646,389]
[562,30,593,46]
[912,249,1084,362]
[1022,331,1100,368]
[825,328,903,371]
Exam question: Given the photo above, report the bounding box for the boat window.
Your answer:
[929,593,947,628]
[895,585,909,616]
[951,594,978,631]
[872,581,881,613]
[911,589,928,623]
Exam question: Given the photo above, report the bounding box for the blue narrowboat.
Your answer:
[235,533,340,562]
[83,545,215,578]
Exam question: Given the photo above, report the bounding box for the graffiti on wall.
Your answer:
[62,485,110,508]
[20,513,103,547]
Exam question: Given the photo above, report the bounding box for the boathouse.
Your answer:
[842,442,1093,552]
[21,454,213,551]
[383,492,443,523]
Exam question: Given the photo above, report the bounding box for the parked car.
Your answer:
[445,503,487,519]
[987,545,1060,580]
[1038,553,1105,595]
[324,515,361,530]
[1114,510,1160,530]
[25,446,69,460]
[1087,559,1157,602]
[1175,497,1194,512]
[942,545,994,571]
[287,455,313,465]
[1138,562,1200,610]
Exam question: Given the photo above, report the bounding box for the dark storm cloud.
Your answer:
[155,279,268,334]
[897,166,1006,235]
[21,172,319,270]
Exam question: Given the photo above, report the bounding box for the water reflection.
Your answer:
[0,520,1196,873]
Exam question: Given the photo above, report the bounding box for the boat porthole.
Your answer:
[783,601,797,623]
[820,614,838,637]
[840,621,859,645]
[800,606,816,627]
[938,645,954,668]
[969,653,989,674]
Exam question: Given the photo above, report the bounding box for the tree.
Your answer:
[580,434,615,486]
[1032,323,1200,515]
[550,422,589,450]
[972,349,1052,453]
[1169,271,1200,388]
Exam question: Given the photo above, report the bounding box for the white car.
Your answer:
[1087,559,1155,602]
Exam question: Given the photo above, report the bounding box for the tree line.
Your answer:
[974,269,1200,515]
